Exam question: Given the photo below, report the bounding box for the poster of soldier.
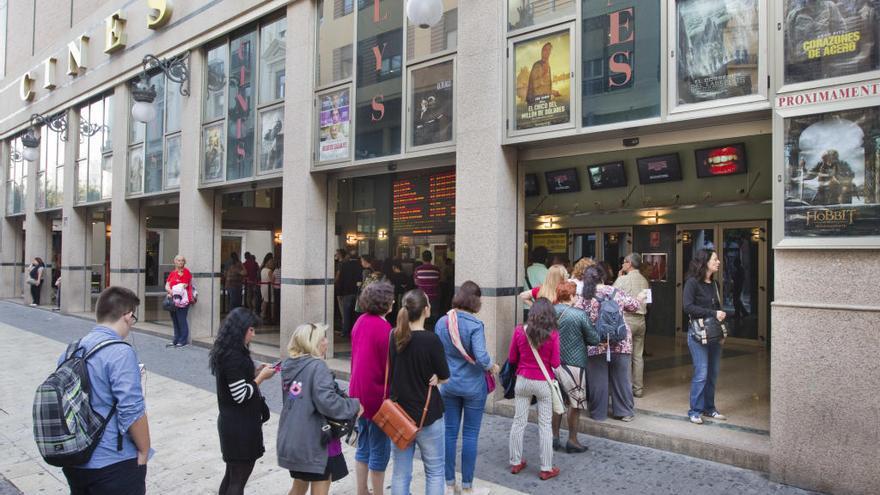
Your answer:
[784,0,880,84]
[514,30,572,131]
[783,106,880,237]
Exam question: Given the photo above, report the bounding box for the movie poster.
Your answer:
[127,146,143,194]
[784,106,880,238]
[784,0,880,84]
[514,30,572,131]
[203,124,224,182]
[165,135,181,189]
[412,61,454,147]
[318,88,350,162]
[259,107,284,172]
[642,253,667,282]
[677,0,759,104]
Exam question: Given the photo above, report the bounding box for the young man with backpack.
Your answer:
[36,286,152,494]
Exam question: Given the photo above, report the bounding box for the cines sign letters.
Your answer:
[18,0,173,102]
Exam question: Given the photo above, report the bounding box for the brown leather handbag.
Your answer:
[372,344,433,451]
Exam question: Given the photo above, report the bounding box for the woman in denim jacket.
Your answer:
[434,281,500,495]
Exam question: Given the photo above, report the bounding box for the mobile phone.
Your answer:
[271,360,282,371]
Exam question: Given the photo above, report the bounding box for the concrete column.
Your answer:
[24,130,52,305]
[177,49,221,341]
[60,109,90,313]
[770,250,880,494]
[279,0,335,358]
[0,141,26,298]
[109,83,147,321]
[455,0,523,410]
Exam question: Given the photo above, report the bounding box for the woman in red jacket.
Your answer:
[165,254,195,348]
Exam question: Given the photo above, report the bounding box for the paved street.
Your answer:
[0,301,819,494]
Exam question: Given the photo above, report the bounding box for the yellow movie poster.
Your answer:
[514,31,572,131]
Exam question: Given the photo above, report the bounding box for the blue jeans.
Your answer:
[170,306,190,345]
[687,335,722,417]
[441,391,486,488]
[391,417,445,495]
[228,286,242,310]
[355,417,391,472]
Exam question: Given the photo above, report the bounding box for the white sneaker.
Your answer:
[463,488,491,495]
[445,485,457,495]
[689,415,703,425]
[703,411,727,421]
[29,303,37,307]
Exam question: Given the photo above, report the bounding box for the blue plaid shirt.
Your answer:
[56,326,146,469]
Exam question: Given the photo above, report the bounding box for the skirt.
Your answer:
[554,364,589,410]
[289,454,349,482]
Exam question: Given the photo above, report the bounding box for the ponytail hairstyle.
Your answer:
[395,288,429,353]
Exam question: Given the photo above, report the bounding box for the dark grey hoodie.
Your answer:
[277,355,360,474]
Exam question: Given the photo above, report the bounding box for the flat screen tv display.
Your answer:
[525,173,540,197]
[587,161,627,190]
[545,168,580,194]
[636,153,683,184]
[695,143,748,178]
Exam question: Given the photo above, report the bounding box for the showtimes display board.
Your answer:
[392,169,456,235]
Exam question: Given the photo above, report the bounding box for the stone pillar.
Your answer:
[109,83,147,321]
[60,109,91,313]
[24,130,52,305]
[0,141,25,298]
[455,0,523,410]
[176,49,221,341]
[770,250,880,494]
[279,0,335,358]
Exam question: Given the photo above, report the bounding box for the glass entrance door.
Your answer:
[569,227,632,280]
[675,222,768,345]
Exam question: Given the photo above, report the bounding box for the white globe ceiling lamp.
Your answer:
[20,126,41,162]
[131,52,191,124]
[407,0,444,29]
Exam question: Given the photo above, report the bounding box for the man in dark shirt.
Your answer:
[242,252,260,310]
[413,251,442,331]
[335,250,363,337]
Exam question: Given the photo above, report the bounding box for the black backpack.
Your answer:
[595,289,627,344]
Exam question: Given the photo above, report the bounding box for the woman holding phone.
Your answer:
[209,308,277,495]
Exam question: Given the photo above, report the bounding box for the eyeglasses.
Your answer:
[129,311,139,325]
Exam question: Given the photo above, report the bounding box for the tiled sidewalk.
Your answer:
[0,322,520,494]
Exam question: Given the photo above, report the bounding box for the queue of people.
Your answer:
[39,244,729,494]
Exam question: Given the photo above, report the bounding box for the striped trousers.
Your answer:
[508,376,553,471]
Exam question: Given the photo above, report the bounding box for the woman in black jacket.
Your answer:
[209,308,277,495]
[682,248,727,425]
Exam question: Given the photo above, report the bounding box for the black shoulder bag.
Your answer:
[688,282,729,345]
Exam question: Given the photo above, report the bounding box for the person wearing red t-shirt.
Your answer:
[413,250,442,330]
[165,254,195,348]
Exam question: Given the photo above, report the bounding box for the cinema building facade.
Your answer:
[0,1,877,493]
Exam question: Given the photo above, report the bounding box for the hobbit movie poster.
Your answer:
[677,0,759,104]
[318,88,350,162]
[784,106,880,238]
[784,0,880,84]
[514,30,572,131]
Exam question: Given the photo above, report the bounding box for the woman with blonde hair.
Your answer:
[278,323,363,495]
[519,264,568,307]
[165,254,195,348]
[569,257,596,297]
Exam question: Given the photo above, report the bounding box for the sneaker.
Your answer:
[633,390,644,398]
[29,303,37,307]
[539,467,560,480]
[165,342,176,348]
[703,411,727,421]
[689,415,704,425]
[463,487,491,495]
[444,485,457,495]
[619,416,635,422]
[175,343,189,349]
[510,460,527,474]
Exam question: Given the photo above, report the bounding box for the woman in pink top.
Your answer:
[165,254,195,347]
[507,298,561,481]
[348,281,395,495]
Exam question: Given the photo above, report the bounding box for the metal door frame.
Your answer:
[568,227,634,264]
[675,221,768,347]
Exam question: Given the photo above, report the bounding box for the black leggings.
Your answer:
[219,461,255,495]
[30,283,42,305]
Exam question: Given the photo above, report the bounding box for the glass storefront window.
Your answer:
[144,73,166,194]
[204,44,228,122]
[410,60,454,147]
[38,126,63,209]
[227,30,257,180]
[78,94,113,203]
[317,87,351,162]
[581,0,661,127]
[316,0,354,87]
[783,0,880,85]
[512,28,574,132]
[508,0,575,32]
[676,0,760,105]
[128,71,182,196]
[783,105,880,240]
[355,1,403,159]
[259,17,287,103]
[166,80,182,133]
[407,0,457,60]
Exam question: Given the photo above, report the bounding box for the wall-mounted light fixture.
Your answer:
[131,51,191,124]
[407,0,444,28]
[751,227,765,242]
[274,231,283,244]
[377,229,388,240]
[607,233,618,243]
[682,231,692,244]
[105,225,112,238]
[346,233,358,245]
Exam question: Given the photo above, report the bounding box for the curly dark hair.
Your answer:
[358,281,395,315]
[525,297,556,347]
[209,307,262,376]
[580,266,604,300]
